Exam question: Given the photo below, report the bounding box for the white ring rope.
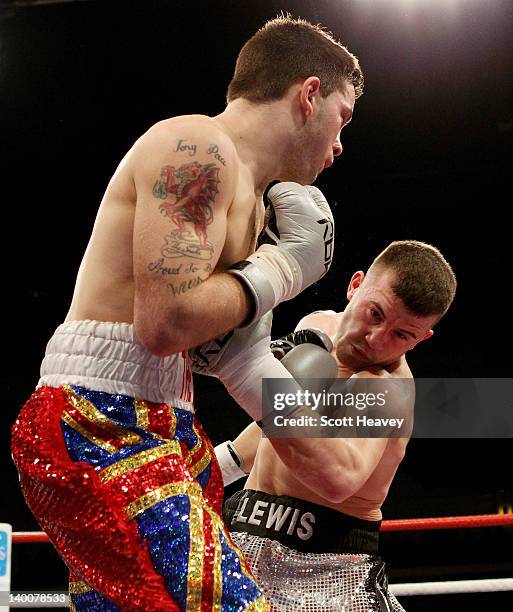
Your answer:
[390,577,513,596]
[5,579,513,607]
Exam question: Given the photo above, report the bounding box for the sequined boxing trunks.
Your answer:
[224,489,405,612]
[11,321,269,611]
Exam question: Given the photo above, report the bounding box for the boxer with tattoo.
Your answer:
[11,16,363,611]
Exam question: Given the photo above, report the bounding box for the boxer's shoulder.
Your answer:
[132,114,238,166]
[126,114,239,204]
[295,310,340,337]
[145,113,224,134]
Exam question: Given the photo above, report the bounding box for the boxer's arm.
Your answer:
[223,347,390,503]
[293,310,337,332]
[218,416,388,500]
[213,422,261,487]
[211,311,410,501]
[270,429,389,503]
[269,364,413,503]
[131,120,251,355]
[231,421,262,474]
[213,325,336,484]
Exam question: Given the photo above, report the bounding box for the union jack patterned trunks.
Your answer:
[11,320,268,611]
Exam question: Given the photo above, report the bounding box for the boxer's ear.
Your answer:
[299,77,321,117]
[347,271,365,301]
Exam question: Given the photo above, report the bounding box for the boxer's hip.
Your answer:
[37,319,194,411]
[11,384,222,514]
[228,530,402,612]
[224,488,381,554]
[224,490,402,612]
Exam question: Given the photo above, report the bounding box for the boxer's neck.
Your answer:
[214,97,296,195]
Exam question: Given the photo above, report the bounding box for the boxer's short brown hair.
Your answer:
[368,241,457,319]
[227,15,364,103]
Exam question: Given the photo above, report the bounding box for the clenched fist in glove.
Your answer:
[228,182,334,325]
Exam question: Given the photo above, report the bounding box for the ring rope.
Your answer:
[380,513,513,531]
[13,513,513,544]
[9,515,513,599]
[390,577,513,596]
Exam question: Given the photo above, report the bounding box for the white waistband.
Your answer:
[38,320,194,412]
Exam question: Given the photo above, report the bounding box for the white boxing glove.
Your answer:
[189,313,280,421]
[190,313,337,423]
[228,183,334,325]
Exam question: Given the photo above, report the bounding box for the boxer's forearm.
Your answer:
[269,434,388,504]
[232,421,262,474]
[135,272,252,356]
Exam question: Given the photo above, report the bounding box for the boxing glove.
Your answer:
[212,325,337,484]
[228,183,334,326]
[190,313,275,421]
[191,312,338,419]
[270,328,333,359]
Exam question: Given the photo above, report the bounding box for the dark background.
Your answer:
[1,0,512,608]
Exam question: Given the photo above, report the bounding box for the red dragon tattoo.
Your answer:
[153,161,220,259]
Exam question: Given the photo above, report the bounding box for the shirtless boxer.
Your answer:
[11,16,363,611]
[216,240,457,611]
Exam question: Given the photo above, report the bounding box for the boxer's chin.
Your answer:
[279,164,316,185]
[337,344,363,371]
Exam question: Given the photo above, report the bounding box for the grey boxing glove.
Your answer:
[228,183,334,326]
[191,316,337,425]
[212,327,338,484]
[270,328,333,359]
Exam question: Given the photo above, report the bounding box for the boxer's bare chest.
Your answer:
[217,170,264,269]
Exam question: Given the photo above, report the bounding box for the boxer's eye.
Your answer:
[370,308,381,322]
[396,331,407,340]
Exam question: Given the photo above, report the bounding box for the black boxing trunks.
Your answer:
[224,488,381,554]
[224,489,405,612]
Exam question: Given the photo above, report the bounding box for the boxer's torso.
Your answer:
[246,310,410,522]
[65,115,263,324]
